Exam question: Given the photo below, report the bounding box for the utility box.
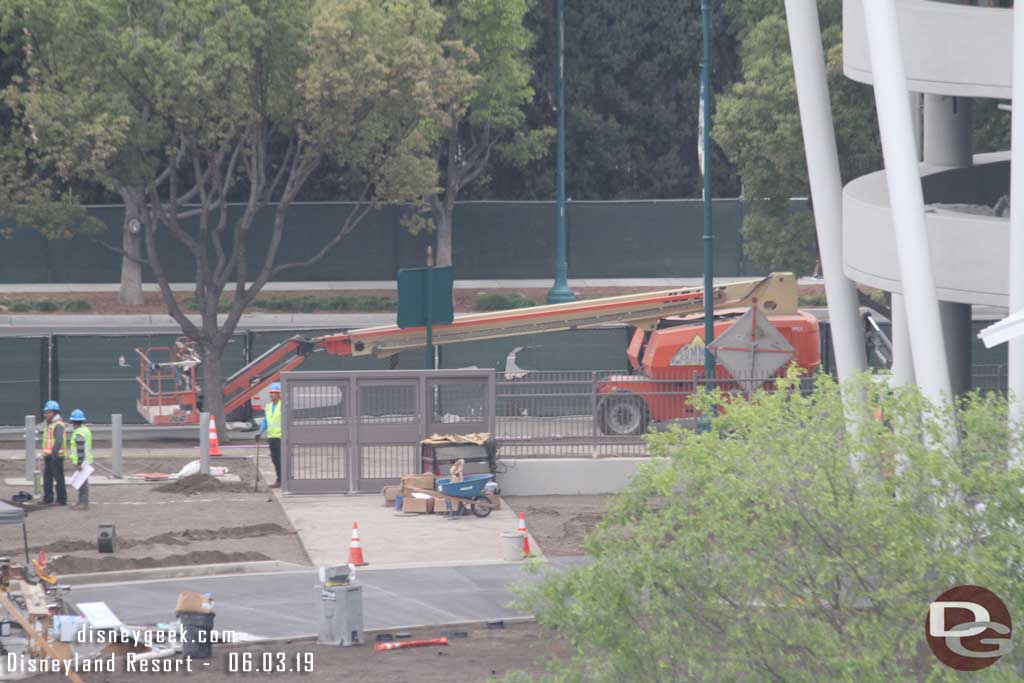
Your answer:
[316,566,364,647]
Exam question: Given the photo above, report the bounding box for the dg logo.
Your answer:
[926,585,1013,671]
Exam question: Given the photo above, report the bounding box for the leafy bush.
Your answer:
[252,295,396,312]
[7,300,31,312]
[32,300,59,312]
[798,292,827,306]
[473,292,536,311]
[62,299,91,312]
[516,371,1024,682]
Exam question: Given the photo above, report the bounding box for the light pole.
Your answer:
[700,0,715,383]
[547,0,575,304]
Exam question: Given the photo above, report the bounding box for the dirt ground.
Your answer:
[505,495,610,557]
[0,454,308,574]
[21,621,570,683]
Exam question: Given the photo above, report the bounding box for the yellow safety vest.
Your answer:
[69,425,93,466]
[266,401,282,439]
[43,419,66,457]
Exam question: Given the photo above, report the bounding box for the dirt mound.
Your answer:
[1,524,294,559]
[142,523,292,546]
[153,473,251,495]
[49,550,271,575]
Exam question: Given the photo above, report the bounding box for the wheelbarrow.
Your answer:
[407,473,497,518]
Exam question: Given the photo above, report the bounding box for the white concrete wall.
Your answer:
[844,0,1011,98]
[843,153,1010,306]
[496,457,651,496]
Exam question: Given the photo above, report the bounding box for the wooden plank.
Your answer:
[0,592,85,683]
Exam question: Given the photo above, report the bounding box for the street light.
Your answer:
[547,0,575,304]
[700,0,715,383]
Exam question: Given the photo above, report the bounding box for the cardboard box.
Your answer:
[382,485,402,505]
[402,496,435,514]
[175,591,214,615]
[401,473,436,495]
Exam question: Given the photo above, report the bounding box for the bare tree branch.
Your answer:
[272,197,373,277]
[95,238,150,267]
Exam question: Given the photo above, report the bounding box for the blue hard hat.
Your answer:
[43,400,60,412]
[70,409,86,422]
[269,382,282,393]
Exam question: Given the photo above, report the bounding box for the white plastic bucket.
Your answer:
[501,531,526,561]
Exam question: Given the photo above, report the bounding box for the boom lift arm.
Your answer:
[135,273,797,424]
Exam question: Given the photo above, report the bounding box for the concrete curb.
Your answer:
[3,474,242,487]
[241,615,538,644]
[61,560,310,586]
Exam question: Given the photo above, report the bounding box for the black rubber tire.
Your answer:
[598,392,650,436]
[470,496,492,518]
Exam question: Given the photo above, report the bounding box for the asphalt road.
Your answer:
[69,559,589,639]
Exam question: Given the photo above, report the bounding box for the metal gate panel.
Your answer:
[282,370,495,494]
[425,375,494,436]
[354,379,422,491]
[282,378,352,494]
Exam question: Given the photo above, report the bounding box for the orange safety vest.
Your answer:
[43,418,66,457]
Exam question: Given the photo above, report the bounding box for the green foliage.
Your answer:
[2,0,475,427]
[975,99,1011,154]
[0,297,89,312]
[516,371,1024,682]
[251,295,396,313]
[483,1,741,201]
[798,292,828,307]
[715,4,880,273]
[472,292,535,311]
[740,199,818,275]
[61,299,90,312]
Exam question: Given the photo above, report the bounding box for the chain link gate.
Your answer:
[281,370,495,494]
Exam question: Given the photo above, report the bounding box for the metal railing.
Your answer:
[494,370,782,458]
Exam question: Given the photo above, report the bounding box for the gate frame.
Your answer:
[281,369,495,494]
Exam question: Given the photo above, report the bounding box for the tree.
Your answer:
[0,34,102,244]
[410,0,550,267]
[481,0,741,201]
[715,2,1009,276]
[714,4,881,275]
[516,371,1024,681]
[5,0,472,433]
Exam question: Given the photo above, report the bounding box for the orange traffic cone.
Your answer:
[348,522,368,566]
[517,513,530,556]
[208,421,222,457]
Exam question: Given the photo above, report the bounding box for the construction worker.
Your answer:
[257,383,283,488]
[68,409,93,509]
[40,400,67,506]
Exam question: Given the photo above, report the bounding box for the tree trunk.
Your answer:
[435,205,453,267]
[200,343,227,441]
[118,191,145,306]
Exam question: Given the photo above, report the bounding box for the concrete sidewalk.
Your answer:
[275,493,539,569]
[68,560,588,638]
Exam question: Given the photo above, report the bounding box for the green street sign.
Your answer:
[397,266,454,329]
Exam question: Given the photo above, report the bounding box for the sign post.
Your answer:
[425,247,435,369]
[397,247,454,369]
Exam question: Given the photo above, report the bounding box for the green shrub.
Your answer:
[516,371,1024,682]
[8,300,31,312]
[32,300,60,312]
[351,296,394,312]
[473,292,536,312]
[252,294,396,313]
[62,299,91,312]
[798,293,827,306]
